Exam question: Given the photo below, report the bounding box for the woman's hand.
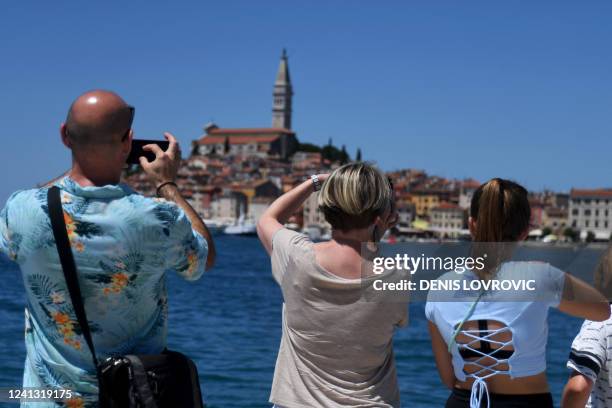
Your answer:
[317,173,330,184]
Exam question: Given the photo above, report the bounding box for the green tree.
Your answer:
[322,143,342,162]
[586,231,596,243]
[224,136,230,153]
[340,145,349,164]
[563,227,579,242]
[355,148,362,162]
[541,227,552,237]
[297,142,321,153]
[190,141,199,156]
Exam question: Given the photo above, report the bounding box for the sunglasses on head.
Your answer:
[121,106,135,141]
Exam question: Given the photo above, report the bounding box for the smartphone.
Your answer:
[126,139,170,165]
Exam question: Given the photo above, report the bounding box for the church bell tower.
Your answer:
[272,49,293,130]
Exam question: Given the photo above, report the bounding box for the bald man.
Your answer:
[0,90,215,407]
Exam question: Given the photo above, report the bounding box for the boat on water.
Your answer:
[223,213,257,236]
[302,224,331,242]
[202,219,227,235]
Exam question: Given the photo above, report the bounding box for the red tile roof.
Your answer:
[210,128,293,135]
[196,128,295,145]
[570,189,612,199]
[433,202,462,210]
[198,135,281,145]
[462,178,481,190]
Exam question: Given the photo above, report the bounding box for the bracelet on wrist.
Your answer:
[310,174,321,192]
[156,181,178,197]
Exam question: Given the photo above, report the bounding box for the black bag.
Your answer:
[48,186,205,408]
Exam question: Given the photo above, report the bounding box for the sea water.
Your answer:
[0,236,591,407]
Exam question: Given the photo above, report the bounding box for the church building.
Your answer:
[193,49,298,160]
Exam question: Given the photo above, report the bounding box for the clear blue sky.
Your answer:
[1,1,611,204]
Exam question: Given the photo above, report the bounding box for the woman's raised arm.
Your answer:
[257,174,328,255]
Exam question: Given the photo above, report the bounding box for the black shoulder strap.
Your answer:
[47,186,99,368]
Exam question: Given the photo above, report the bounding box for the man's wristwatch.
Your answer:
[310,174,321,192]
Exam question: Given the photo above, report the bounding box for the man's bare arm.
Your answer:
[140,132,216,270]
[159,183,216,270]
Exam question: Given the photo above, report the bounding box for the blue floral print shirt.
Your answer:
[0,177,208,407]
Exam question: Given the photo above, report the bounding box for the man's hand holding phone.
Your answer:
[139,132,182,191]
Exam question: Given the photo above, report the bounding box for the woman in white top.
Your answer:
[257,163,407,408]
[426,178,609,408]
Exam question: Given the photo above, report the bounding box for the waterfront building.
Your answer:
[458,178,480,210]
[542,207,569,234]
[569,189,612,240]
[529,197,545,228]
[396,201,416,230]
[211,191,248,222]
[429,202,467,239]
[302,192,331,232]
[411,193,440,218]
[231,179,281,202]
[249,197,276,222]
[292,151,322,171]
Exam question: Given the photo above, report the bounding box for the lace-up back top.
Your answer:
[426,262,566,406]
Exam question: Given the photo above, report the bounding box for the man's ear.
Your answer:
[122,129,133,154]
[60,123,72,149]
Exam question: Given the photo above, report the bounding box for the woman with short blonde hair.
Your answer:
[257,162,406,408]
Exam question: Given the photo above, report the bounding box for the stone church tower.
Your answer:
[272,49,293,130]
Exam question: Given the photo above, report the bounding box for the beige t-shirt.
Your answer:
[269,228,408,408]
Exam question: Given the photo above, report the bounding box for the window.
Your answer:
[572,209,578,216]
[585,209,591,216]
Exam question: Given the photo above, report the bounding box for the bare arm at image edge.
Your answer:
[562,371,593,408]
[558,273,610,322]
[563,317,607,408]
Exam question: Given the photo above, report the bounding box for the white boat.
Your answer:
[223,213,257,236]
[302,225,331,242]
[202,219,225,235]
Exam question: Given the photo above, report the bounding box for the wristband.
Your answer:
[156,181,178,197]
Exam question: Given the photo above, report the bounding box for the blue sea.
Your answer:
[0,236,596,407]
